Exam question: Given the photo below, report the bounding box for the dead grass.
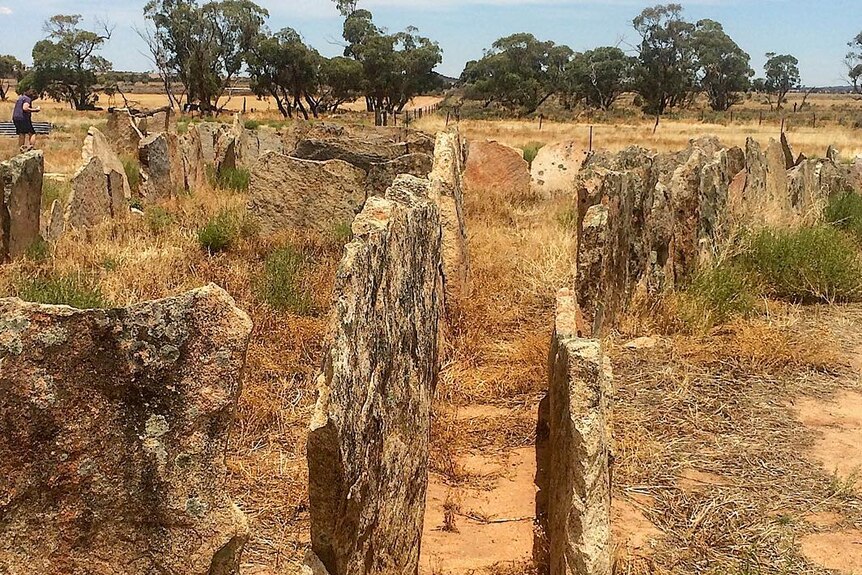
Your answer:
[611,307,862,574]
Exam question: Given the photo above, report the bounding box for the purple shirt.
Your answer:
[12,95,31,121]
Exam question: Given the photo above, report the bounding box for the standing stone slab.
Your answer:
[248,152,366,235]
[83,126,132,205]
[105,109,144,157]
[307,176,443,575]
[182,123,208,195]
[536,288,612,575]
[1,150,43,260]
[464,139,532,201]
[198,122,222,164]
[44,199,65,243]
[140,132,180,201]
[293,137,409,170]
[576,204,609,338]
[66,156,115,229]
[531,142,588,199]
[428,129,470,302]
[0,284,252,575]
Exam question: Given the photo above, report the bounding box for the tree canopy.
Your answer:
[143,0,268,113]
[763,52,800,110]
[847,31,862,94]
[564,47,634,111]
[0,55,25,101]
[18,15,112,110]
[691,19,753,111]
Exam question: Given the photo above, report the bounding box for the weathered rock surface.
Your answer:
[198,122,222,164]
[464,140,531,200]
[66,156,126,229]
[181,123,208,194]
[248,152,367,235]
[82,126,132,203]
[1,150,43,260]
[105,109,144,156]
[44,199,65,243]
[366,152,433,197]
[293,137,410,170]
[0,284,252,575]
[576,204,610,337]
[139,132,182,201]
[307,176,443,575]
[428,129,470,302]
[536,288,612,575]
[531,142,588,198]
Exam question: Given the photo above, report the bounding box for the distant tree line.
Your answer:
[0,0,859,118]
[460,3,828,118]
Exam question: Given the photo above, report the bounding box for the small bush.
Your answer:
[244,119,261,130]
[198,210,239,253]
[556,205,578,230]
[121,156,141,193]
[331,220,353,244]
[25,239,51,262]
[258,246,314,314]
[825,192,862,243]
[216,167,251,193]
[42,179,71,207]
[681,263,757,327]
[145,206,175,235]
[16,274,107,309]
[522,142,545,167]
[742,226,862,302]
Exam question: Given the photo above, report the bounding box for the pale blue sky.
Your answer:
[0,0,858,87]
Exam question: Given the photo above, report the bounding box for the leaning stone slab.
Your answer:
[0,284,252,575]
[1,150,43,260]
[44,199,65,242]
[307,176,443,575]
[463,139,531,201]
[293,137,410,170]
[248,152,366,235]
[83,126,132,204]
[535,288,612,575]
[428,129,470,302]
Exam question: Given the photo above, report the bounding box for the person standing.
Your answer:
[12,89,40,152]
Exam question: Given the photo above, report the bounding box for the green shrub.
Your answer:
[16,274,107,309]
[215,167,251,192]
[331,220,353,244]
[681,263,756,327]
[556,205,578,230]
[42,178,71,207]
[522,142,545,167]
[121,156,141,193]
[244,119,261,130]
[198,210,238,253]
[145,206,175,235]
[825,192,862,243]
[25,239,51,262]
[742,226,862,302]
[258,246,314,314]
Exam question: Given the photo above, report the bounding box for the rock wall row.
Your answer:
[306,174,444,575]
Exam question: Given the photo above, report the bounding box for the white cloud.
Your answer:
[0,6,12,15]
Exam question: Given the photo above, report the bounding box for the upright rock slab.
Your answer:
[82,126,132,205]
[293,137,409,170]
[307,176,443,575]
[248,152,366,235]
[531,142,588,198]
[428,129,470,302]
[105,109,144,156]
[0,284,252,575]
[464,140,531,201]
[182,123,208,194]
[66,156,127,229]
[139,132,181,201]
[366,153,433,197]
[536,288,612,575]
[1,150,43,260]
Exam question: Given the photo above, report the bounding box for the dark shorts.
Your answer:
[13,118,34,135]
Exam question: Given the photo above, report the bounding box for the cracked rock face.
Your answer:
[307,175,443,575]
[248,152,367,235]
[0,284,252,575]
[1,150,43,261]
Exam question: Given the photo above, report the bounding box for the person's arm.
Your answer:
[22,102,40,113]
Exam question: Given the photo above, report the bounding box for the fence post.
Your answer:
[446,111,450,126]
[539,114,544,130]
[780,117,785,133]
[589,125,593,152]
[759,111,763,126]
